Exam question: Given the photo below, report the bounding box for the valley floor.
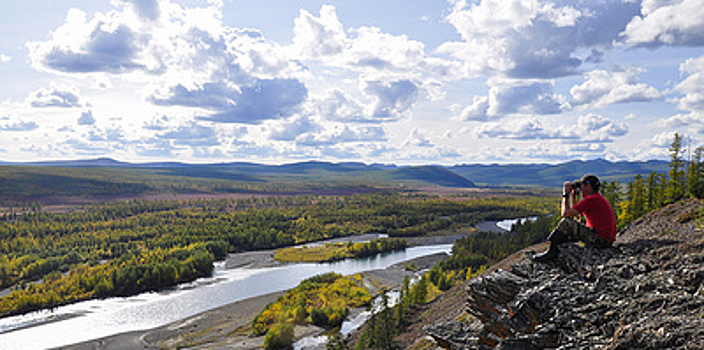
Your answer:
[57,231,473,350]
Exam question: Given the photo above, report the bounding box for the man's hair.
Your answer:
[580,174,600,193]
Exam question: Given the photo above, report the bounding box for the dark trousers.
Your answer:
[535,218,611,261]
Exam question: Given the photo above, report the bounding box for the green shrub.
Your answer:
[264,323,294,350]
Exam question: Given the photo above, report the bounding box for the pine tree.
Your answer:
[666,133,686,202]
[688,147,704,199]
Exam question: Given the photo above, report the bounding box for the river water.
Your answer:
[0,244,452,350]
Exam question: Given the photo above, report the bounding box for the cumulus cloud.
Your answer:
[78,110,96,125]
[268,116,319,141]
[87,126,125,142]
[621,0,704,47]
[575,113,629,142]
[157,122,220,147]
[474,118,566,140]
[0,54,10,63]
[455,81,566,121]
[317,90,366,122]
[657,113,704,136]
[27,84,82,108]
[453,96,490,121]
[153,78,308,124]
[297,125,387,146]
[316,79,419,123]
[570,68,661,108]
[28,8,145,73]
[676,55,704,113]
[289,5,457,80]
[291,5,346,58]
[440,0,641,79]
[29,1,308,125]
[402,128,434,148]
[0,121,39,131]
[474,114,627,142]
[363,79,419,121]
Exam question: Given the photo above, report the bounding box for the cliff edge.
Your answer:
[426,199,704,349]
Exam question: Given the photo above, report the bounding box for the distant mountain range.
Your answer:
[0,157,670,190]
[450,159,669,187]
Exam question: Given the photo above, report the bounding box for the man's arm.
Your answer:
[561,181,580,218]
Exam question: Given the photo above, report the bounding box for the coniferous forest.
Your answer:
[0,191,552,318]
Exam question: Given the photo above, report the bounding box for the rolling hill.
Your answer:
[0,158,670,201]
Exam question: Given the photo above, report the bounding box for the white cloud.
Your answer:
[268,116,319,141]
[453,96,490,121]
[474,113,627,142]
[26,84,83,108]
[314,79,420,123]
[676,55,704,113]
[157,122,220,147]
[27,8,145,74]
[487,81,565,116]
[0,54,11,63]
[621,0,704,47]
[362,79,419,121]
[440,0,641,78]
[289,5,458,81]
[317,90,366,123]
[474,118,563,140]
[291,5,346,58]
[28,1,308,125]
[658,113,704,134]
[78,110,96,125]
[574,113,629,142]
[153,78,308,124]
[455,80,566,121]
[296,125,387,146]
[570,68,661,109]
[402,128,434,148]
[0,121,39,131]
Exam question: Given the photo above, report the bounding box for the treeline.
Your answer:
[251,273,372,349]
[347,216,555,349]
[0,192,552,318]
[602,133,704,227]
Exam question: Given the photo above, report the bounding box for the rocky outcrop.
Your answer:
[426,200,704,349]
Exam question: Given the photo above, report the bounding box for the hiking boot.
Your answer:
[532,245,558,262]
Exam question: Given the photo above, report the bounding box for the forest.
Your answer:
[0,191,552,318]
[600,133,704,227]
[348,133,704,350]
[273,238,408,263]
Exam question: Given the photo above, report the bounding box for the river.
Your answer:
[0,243,452,350]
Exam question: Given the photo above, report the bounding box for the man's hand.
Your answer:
[563,181,573,195]
[561,181,580,218]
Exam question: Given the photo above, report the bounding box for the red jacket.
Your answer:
[574,193,617,243]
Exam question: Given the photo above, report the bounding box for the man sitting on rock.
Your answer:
[533,174,617,262]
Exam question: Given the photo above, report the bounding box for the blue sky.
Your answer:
[0,0,703,165]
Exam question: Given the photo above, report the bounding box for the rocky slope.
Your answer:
[425,199,704,349]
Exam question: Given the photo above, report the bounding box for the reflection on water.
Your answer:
[0,244,451,350]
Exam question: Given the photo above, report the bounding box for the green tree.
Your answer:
[601,180,621,224]
[688,146,704,199]
[645,172,666,211]
[666,133,686,202]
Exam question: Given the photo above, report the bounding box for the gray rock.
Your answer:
[427,200,704,349]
